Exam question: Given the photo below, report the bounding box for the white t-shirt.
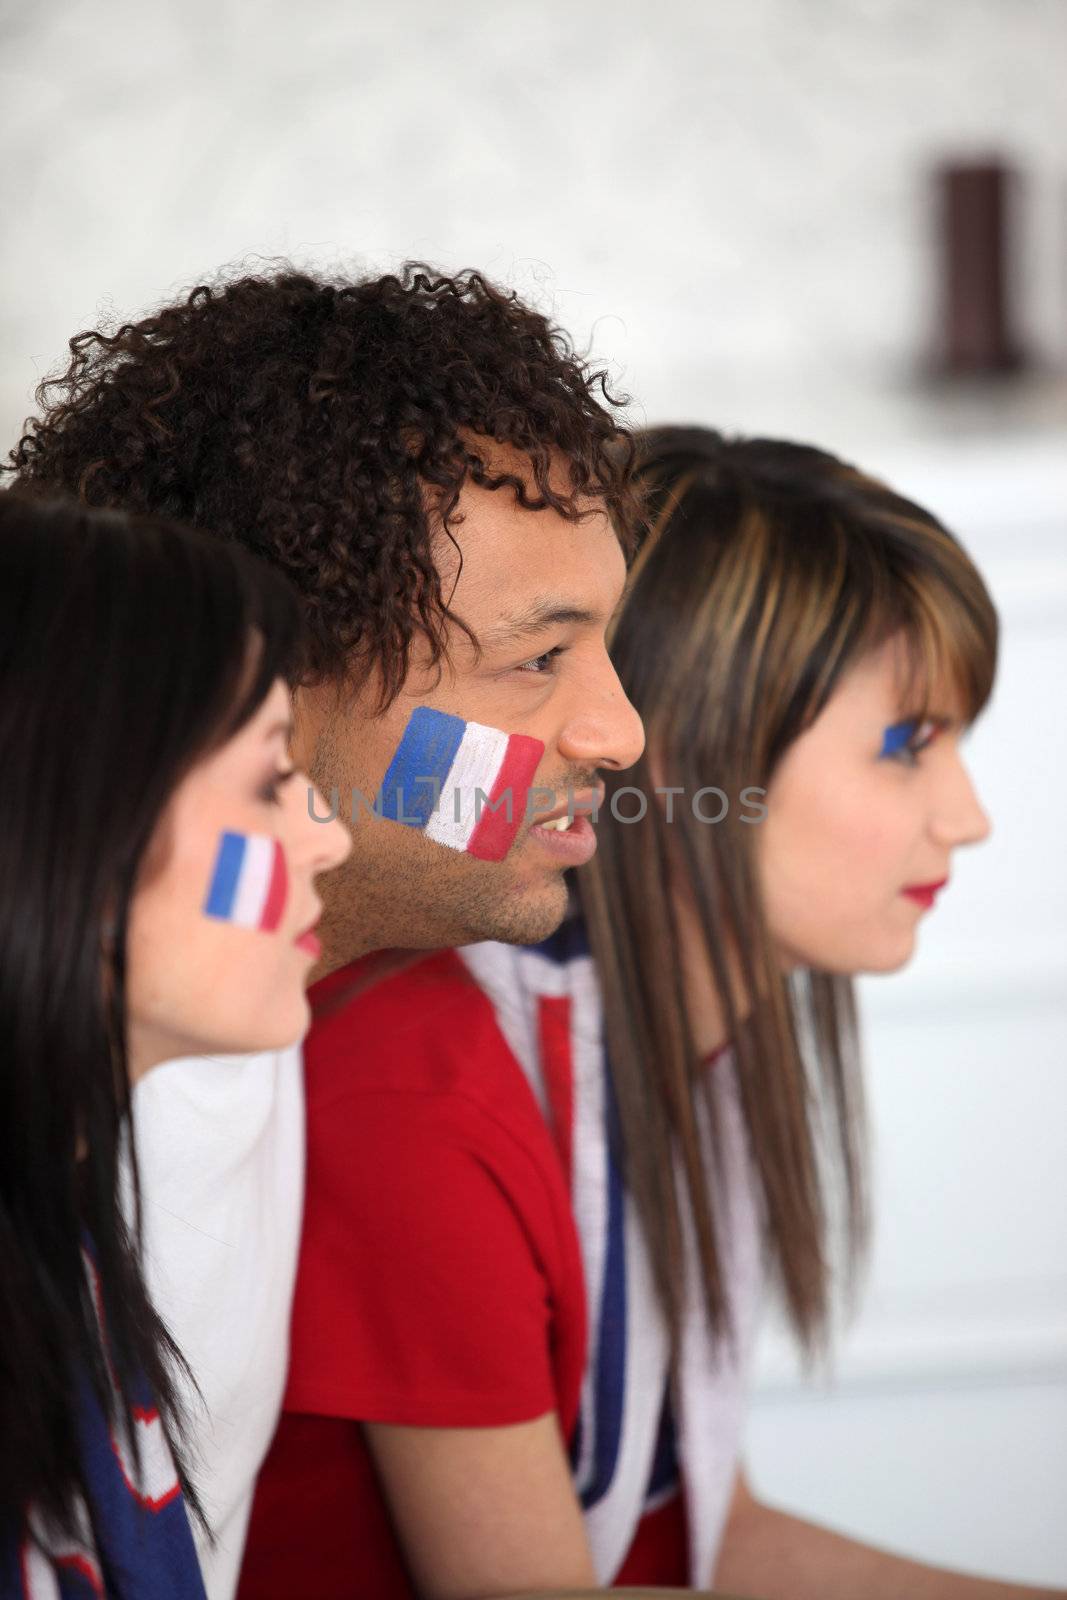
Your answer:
[132,1044,305,1600]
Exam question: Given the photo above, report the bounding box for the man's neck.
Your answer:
[308,934,378,987]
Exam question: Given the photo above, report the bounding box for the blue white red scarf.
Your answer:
[3,1248,205,1600]
[460,912,764,1586]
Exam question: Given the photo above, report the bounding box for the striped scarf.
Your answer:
[459,912,764,1586]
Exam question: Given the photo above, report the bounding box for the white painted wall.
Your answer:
[5,0,1067,443]
[2,0,1064,1582]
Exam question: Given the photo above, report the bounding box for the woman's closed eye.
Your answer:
[260,766,297,805]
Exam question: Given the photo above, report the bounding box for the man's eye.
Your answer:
[260,767,297,804]
[515,646,565,675]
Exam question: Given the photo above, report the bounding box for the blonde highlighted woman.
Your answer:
[243,430,1060,1599]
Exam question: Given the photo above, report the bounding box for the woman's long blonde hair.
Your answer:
[581,426,998,1358]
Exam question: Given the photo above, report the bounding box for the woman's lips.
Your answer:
[902,877,949,910]
[295,919,321,957]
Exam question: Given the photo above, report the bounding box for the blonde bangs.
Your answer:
[869,520,998,727]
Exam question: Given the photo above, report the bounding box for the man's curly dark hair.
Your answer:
[6,263,639,706]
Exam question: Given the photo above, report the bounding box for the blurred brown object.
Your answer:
[934,157,1026,375]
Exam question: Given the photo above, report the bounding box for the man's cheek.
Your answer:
[376,706,545,863]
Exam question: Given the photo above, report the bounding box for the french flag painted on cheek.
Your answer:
[203,830,289,932]
[379,707,545,863]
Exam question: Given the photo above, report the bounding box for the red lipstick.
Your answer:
[902,877,949,910]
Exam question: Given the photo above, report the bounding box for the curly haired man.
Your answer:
[7,265,644,1597]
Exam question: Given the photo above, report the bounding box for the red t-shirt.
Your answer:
[238,951,687,1597]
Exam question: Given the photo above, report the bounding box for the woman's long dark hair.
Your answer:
[0,490,306,1545]
[582,427,998,1361]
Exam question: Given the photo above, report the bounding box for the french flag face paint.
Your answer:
[203,829,289,932]
[379,707,545,863]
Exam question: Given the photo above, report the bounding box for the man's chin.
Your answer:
[456,867,570,948]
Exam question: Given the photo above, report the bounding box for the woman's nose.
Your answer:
[931,753,992,850]
[298,778,353,870]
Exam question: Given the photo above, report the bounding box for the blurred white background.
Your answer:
[3,0,1065,1585]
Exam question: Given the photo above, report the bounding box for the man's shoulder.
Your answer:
[304,947,528,1109]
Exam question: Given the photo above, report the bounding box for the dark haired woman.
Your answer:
[242,430,1059,1599]
[0,492,349,1597]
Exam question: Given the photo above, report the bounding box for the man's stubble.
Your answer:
[311,823,570,974]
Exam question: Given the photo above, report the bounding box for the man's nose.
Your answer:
[557,658,645,773]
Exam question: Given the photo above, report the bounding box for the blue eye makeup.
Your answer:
[881,717,943,761]
[880,719,918,758]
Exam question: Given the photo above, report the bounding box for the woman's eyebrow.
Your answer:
[479,600,600,648]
